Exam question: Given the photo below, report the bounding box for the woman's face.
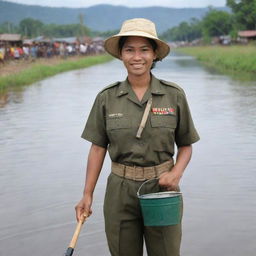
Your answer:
[120,36,156,77]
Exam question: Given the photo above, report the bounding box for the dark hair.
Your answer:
[118,36,159,69]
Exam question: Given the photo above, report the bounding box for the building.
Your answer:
[238,30,256,42]
[0,33,22,46]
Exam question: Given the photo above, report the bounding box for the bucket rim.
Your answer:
[138,191,182,199]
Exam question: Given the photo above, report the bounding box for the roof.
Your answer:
[93,37,104,42]
[23,39,33,45]
[31,36,52,43]
[238,30,256,38]
[53,37,78,43]
[0,34,22,41]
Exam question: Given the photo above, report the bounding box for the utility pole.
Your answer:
[79,13,85,37]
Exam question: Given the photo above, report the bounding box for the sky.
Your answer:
[5,0,227,8]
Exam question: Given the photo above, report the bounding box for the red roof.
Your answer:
[238,30,256,37]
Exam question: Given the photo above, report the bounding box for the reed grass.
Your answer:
[176,46,256,79]
[0,54,113,92]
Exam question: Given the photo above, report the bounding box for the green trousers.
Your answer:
[104,173,182,256]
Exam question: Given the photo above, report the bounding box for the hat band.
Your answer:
[119,29,157,38]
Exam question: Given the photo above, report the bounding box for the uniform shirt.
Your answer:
[81,74,200,167]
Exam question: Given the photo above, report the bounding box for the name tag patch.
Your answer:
[152,107,175,115]
[108,113,123,118]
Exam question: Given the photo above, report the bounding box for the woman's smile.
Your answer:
[131,63,144,69]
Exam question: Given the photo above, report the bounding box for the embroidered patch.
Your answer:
[151,107,175,115]
[108,113,123,118]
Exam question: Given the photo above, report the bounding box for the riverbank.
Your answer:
[176,45,256,80]
[0,54,113,92]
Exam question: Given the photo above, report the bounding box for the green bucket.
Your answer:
[137,179,182,226]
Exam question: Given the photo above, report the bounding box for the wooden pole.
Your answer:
[65,214,87,256]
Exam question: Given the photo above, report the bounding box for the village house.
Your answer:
[0,33,23,61]
[238,30,256,43]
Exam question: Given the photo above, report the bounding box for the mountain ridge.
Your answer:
[0,1,229,33]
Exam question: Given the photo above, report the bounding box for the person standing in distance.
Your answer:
[75,18,200,256]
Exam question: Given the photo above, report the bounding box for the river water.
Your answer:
[0,54,255,256]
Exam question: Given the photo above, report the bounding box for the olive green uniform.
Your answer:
[81,74,200,255]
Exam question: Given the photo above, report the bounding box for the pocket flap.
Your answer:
[106,117,131,130]
[151,115,176,128]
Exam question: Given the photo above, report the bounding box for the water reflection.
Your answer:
[0,89,25,107]
[0,55,255,256]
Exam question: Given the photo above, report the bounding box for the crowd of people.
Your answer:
[0,40,105,64]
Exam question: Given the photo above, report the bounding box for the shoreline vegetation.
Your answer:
[175,45,256,81]
[0,54,113,92]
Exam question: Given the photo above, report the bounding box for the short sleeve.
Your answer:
[81,93,109,148]
[175,91,200,147]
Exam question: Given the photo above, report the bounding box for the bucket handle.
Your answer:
[137,178,182,198]
[137,178,159,197]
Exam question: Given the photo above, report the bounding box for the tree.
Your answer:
[202,9,233,37]
[178,22,191,41]
[89,29,119,38]
[189,18,203,40]
[161,18,202,42]
[0,22,18,33]
[43,23,90,37]
[227,0,256,30]
[19,18,44,37]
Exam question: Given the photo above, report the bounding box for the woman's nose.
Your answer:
[133,50,142,59]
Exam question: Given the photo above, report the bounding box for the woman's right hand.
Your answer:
[75,194,93,222]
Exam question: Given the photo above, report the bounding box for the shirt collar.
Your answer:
[116,79,129,97]
[150,74,166,95]
[116,74,165,97]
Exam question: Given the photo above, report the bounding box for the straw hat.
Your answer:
[104,18,170,60]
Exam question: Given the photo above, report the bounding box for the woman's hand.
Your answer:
[158,168,182,191]
[159,145,193,191]
[75,194,93,222]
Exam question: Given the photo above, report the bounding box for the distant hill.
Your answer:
[0,0,229,33]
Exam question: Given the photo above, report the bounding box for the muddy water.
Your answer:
[0,54,255,256]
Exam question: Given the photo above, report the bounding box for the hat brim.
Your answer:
[104,32,170,60]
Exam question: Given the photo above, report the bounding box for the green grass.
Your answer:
[176,46,256,80]
[0,54,113,92]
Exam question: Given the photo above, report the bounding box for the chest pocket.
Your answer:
[106,117,131,130]
[150,115,177,129]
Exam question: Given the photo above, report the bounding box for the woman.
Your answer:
[76,18,200,256]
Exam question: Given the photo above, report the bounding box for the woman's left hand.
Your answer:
[159,145,192,191]
[158,168,182,191]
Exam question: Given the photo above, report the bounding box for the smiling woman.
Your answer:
[119,37,157,89]
[75,18,200,256]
